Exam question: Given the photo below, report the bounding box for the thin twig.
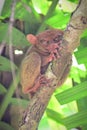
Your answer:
[19,0,31,13]
[0,42,6,55]
[8,0,17,82]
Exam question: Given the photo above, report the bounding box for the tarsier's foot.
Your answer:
[28,75,50,93]
[39,75,51,85]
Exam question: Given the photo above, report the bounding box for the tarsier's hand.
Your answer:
[47,43,60,60]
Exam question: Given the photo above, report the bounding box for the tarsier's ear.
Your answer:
[26,34,38,45]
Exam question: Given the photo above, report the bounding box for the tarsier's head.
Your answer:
[26,29,64,53]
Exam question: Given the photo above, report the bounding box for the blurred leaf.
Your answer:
[80,37,87,47]
[32,0,49,15]
[81,29,87,38]
[15,1,40,22]
[70,66,87,83]
[67,0,78,3]
[70,67,81,83]
[0,0,11,18]
[63,110,87,129]
[0,84,7,95]
[0,121,14,130]
[10,98,28,108]
[46,108,64,124]
[46,9,70,29]
[77,97,87,112]
[75,47,87,67]
[82,125,87,130]
[0,56,18,71]
[47,95,63,113]
[0,22,29,47]
[56,81,87,104]
[1,0,40,24]
[39,114,51,130]
[59,0,77,12]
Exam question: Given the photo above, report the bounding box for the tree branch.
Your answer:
[19,0,87,130]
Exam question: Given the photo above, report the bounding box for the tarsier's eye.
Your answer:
[53,37,59,42]
[40,39,46,43]
[40,39,49,45]
[46,41,50,44]
[53,35,62,43]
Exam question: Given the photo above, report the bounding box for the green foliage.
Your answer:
[63,110,87,129]
[0,121,15,130]
[0,22,29,47]
[0,55,18,71]
[56,81,87,104]
[10,97,28,107]
[67,0,78,3]
[0,84,7,94]
[45,9,70,29]
[75,46,87,68]
[32,0,49,15]
[0,0,87,130]
[46,108,64,124]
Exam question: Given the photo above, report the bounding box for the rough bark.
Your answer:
[19,0,87,130]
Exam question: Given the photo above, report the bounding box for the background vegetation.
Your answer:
[0,0,87,130]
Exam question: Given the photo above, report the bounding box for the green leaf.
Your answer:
[0,72,19,120]
[67,0,78,3]
[1,0,40,24]
[10,98,28,108]
[82,125,87,130]
[75,47,87,66]
[0,22,29,47]
[81,29,87,38]
[0,121,14,130]
[80,37,87,47]
[39,114,51,130]
[0,84,7,94]
[15,2,40,23]
[63,110,87,129]
[59,0,77,12]
[56,81,87,104]
[77,97,87,118]
[0,56,18,71]
[46,9,70,29]
[1,0,11,18]
[32,0,49,15]
[70,66,87,83]
[46,108,64,124]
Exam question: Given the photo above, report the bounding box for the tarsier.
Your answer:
[20,29,70,94]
